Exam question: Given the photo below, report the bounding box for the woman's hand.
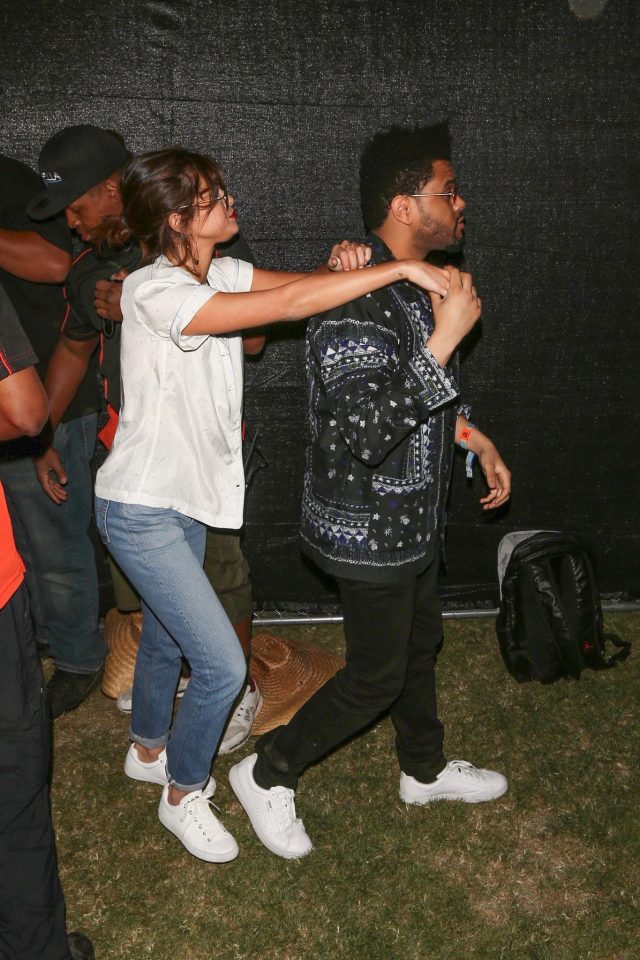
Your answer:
[327,241,372,272]
[403,260,450,297]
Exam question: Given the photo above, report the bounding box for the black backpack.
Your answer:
[496,531,630,684]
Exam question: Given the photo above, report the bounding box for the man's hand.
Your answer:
[327,241,372,272]
[94,269,127,322]
[476,441,511,510]
[426,266,481,367]
[34,446,68,504]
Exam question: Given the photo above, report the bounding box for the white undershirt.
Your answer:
[95,255,254,528]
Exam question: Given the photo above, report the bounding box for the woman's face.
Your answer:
[186,178,239,245]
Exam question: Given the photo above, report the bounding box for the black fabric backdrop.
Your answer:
[1,0,638,610]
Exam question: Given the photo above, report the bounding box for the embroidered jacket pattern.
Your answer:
[300,235,469,583]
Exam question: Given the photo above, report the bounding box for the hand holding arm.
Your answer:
[427,267,481,367]
[94,270,127,322]
[185,258,450,337]
[327,241,372,272]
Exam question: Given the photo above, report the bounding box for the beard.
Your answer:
[416,208,464,255]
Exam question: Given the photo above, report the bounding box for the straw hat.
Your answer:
[249,631,345,735]
[101,608,142,698]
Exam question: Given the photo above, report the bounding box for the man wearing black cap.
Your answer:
[0,152,107,719]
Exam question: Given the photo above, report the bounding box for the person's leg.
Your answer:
[107,552,141,613]
[0,584,71,960]
[390,557,446,783]
[204,528,261,753]
[0,415,105,678]
[204,527,253,655]
[96,499,246,790]
[253,576,418,789]
[230,576,419,857]
[393,560,509,804]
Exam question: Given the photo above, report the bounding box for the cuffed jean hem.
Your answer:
[167,775,209,794]
[129,731,169,750]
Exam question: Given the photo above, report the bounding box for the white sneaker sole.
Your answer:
[229,761,312,860]
[400,782,509,805]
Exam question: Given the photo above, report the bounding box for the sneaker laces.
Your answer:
[231,684,260,723]
[446,760,482,780]
[269,787,305,838]
[182,780,227,839]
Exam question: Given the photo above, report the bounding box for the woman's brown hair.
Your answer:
[105,148,225,270]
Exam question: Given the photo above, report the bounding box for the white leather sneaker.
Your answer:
[158,779,238,862]
[218,680,263,755]
[229,753,312,860]
[400,760,508,804]
[124,744,169,786]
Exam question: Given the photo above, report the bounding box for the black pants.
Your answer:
[255,558,447,790]
[0,584,70,960]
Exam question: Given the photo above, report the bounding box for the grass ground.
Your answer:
[50,612,639,960]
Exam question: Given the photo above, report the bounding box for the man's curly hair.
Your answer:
[359,122,451,230]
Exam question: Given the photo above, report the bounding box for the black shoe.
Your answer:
[68,931,95,959]
[48,665,104,719]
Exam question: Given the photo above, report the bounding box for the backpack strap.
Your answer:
[583,631,631,671]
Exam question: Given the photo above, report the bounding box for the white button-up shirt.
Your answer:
[95,255,253,528]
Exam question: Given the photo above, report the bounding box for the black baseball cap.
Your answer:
[27,125,130,221]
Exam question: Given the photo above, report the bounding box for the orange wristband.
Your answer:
[459,425,475,450]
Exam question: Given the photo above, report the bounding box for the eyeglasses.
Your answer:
[176,187,230,212]
[407,191,460,204]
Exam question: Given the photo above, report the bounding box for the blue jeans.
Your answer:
[0,415,105,673]
[96,498,246,792]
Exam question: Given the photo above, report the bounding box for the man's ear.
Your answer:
[388,194,413,225]
[104,175,121,201]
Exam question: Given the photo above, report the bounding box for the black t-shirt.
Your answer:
[64,232,257,412]
[0,282,38,378]
[0,156,99,421]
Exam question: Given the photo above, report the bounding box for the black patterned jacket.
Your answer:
[300,235,468,583]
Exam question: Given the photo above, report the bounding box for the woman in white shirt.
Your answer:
[95,148,450,863]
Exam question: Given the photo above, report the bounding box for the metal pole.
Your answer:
[253,601,640,627]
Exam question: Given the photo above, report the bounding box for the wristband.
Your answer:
[465,450,476,479]
[459,423,475,450]
[459,422,476,479]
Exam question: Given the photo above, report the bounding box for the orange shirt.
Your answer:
[0,481,24,607]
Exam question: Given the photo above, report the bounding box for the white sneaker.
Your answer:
[218,680,263,755]
[124,744,169,786]
[400,760,508,805]
[229,753,312,860]
[116,676,189,714]
[158,779,238,863]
